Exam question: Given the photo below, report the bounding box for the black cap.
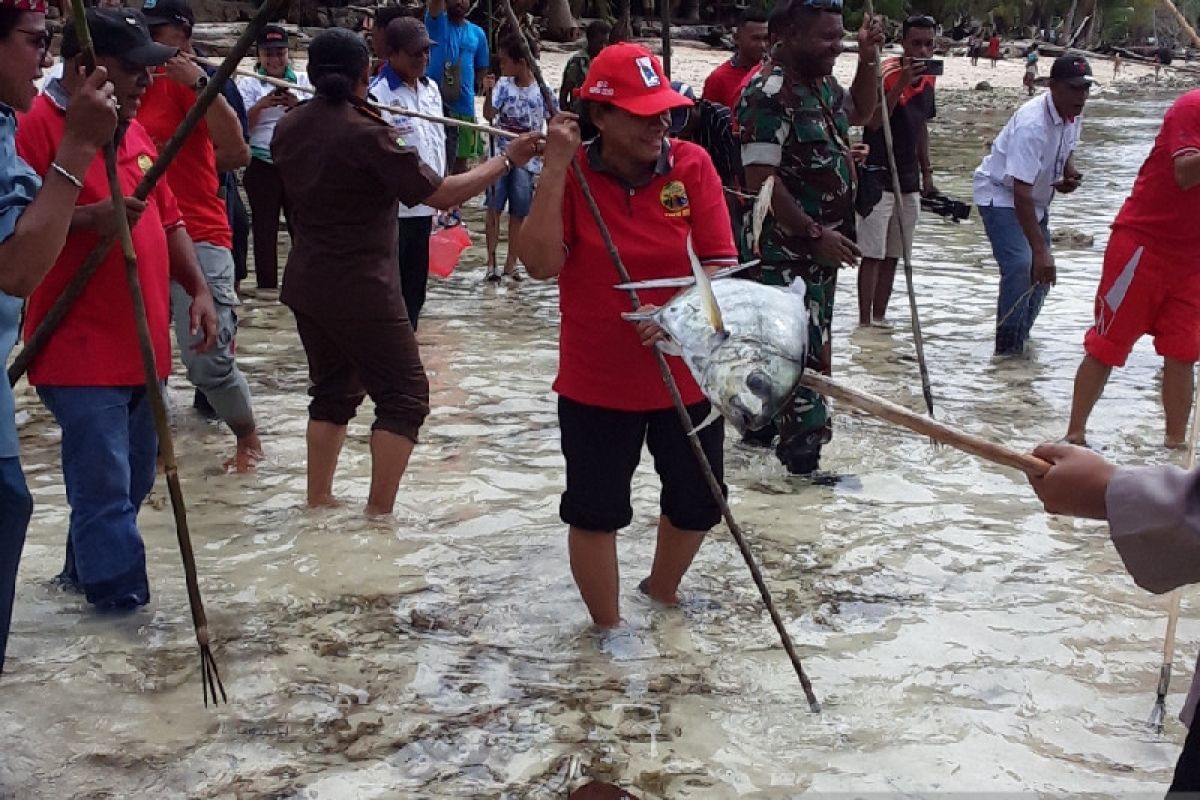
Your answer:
[385,17,435,53]
[1050,55,1096,86]
[307,27,369,81]
[141,0,195,28]
[62,8,179,66]
[257,24,288,49]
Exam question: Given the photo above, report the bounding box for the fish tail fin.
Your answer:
[687,405,723,436]
[688,235,725,337]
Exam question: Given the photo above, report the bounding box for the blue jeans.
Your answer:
[37,386,157,609]
[979,203,1052,355]
[0,456,32,673]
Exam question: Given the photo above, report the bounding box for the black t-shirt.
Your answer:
[862,67,936,194]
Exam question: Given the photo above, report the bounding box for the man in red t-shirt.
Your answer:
[701,8,767,119]
[15,9,216,610]
[139,0,262,472]
[519,44,738,630]
[1065,89,1200,448]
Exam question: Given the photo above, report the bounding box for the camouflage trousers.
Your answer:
[750,261,837,473]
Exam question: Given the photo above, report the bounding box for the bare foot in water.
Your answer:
[307,494,345,509]
[225,432,264,473]
[1165,437,1187,450]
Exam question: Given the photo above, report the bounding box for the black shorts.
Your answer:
[558,395,726,533]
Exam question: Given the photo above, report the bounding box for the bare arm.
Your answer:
[917,118,935,194]
[167,226,218,351]
[1013,180,1053,284]
[518,113,579,279]
[0,68,116,297]
[1175,151,1200,190]
[0,138,94,297]
[845,16,884,126]
[424,132,541,209]
[163,56,249,171]
[745,163,861,265]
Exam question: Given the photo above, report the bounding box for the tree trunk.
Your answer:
[543,0,579,41]
[1063,0,1078,40]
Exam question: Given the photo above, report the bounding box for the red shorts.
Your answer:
[1084,227,1200,367]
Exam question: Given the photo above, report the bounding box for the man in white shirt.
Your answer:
[369,16,446,330]
[973,55,1091,356]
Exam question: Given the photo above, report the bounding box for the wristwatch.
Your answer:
[191,74,209,92]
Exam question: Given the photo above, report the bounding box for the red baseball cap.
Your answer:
[0,0,48,11]
[578,42,693,117]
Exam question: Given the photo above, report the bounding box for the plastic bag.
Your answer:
[429,222,471,278]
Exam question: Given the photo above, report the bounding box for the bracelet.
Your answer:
[51,161,84,189]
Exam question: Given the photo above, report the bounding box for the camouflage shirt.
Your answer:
[737,63,855,266]
[560,49,591,110]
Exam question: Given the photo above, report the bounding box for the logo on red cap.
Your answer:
[635,56,660,88]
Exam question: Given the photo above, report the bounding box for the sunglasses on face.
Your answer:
[16,28,54,55]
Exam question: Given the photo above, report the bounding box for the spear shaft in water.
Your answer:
[497,0,821,712]
[9,0,286,388]
[63,0,233,706]
[1148,366,1200,731]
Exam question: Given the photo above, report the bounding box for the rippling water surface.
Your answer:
[1,87,1195,798]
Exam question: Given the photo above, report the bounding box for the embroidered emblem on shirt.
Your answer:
[395,135,407,148]
[635,56,660,88]
[137,154,153,173]
[660,179,689,217]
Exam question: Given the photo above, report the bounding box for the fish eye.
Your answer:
[746,370,773,398]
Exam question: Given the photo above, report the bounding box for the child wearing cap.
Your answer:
[481,34,555,283]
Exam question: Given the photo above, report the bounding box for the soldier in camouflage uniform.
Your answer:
[738,0,883,474]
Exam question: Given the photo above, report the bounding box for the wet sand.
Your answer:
[1,47,1195,798]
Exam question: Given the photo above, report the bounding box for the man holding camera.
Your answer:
[855,14,937,329]
[973,55,1090,356]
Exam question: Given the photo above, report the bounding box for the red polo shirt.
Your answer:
[554,139,738,411]
[1111,89,1200,258]
[16,94,182,385]
[702,57,756,114]
[138,75,232,249]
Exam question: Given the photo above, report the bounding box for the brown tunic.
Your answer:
[272,96,442,320]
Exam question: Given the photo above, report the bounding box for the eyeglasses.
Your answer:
[16,28,54,56]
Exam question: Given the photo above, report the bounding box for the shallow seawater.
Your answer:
[1,87,1195,799]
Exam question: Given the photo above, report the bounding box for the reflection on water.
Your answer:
[1,89,1195,798]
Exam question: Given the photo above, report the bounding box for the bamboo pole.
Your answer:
[64,0,227,707]
[191,57,518,139]
[1148,367,1200,731]
[8,0,287,388]
[800,373,1050,475]
[497,0,821,712]
[862,0,935,418]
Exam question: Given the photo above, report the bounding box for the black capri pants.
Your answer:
[293,311,430,443]
[558,395,726,533]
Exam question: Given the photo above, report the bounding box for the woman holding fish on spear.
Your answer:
[517,43,740,629]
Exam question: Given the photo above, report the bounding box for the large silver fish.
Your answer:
[621,239,809,433]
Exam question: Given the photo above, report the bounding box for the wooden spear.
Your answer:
[59,0,254,707]
[1159,0,1200,48]
[1148,368,1200,731]
[8,0,287,388]
[862,0,936,418]
[190,57,519,139]
[496,0,822,712]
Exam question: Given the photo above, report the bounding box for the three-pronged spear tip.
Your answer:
[494,0,822,712]
[62,0,230,707]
